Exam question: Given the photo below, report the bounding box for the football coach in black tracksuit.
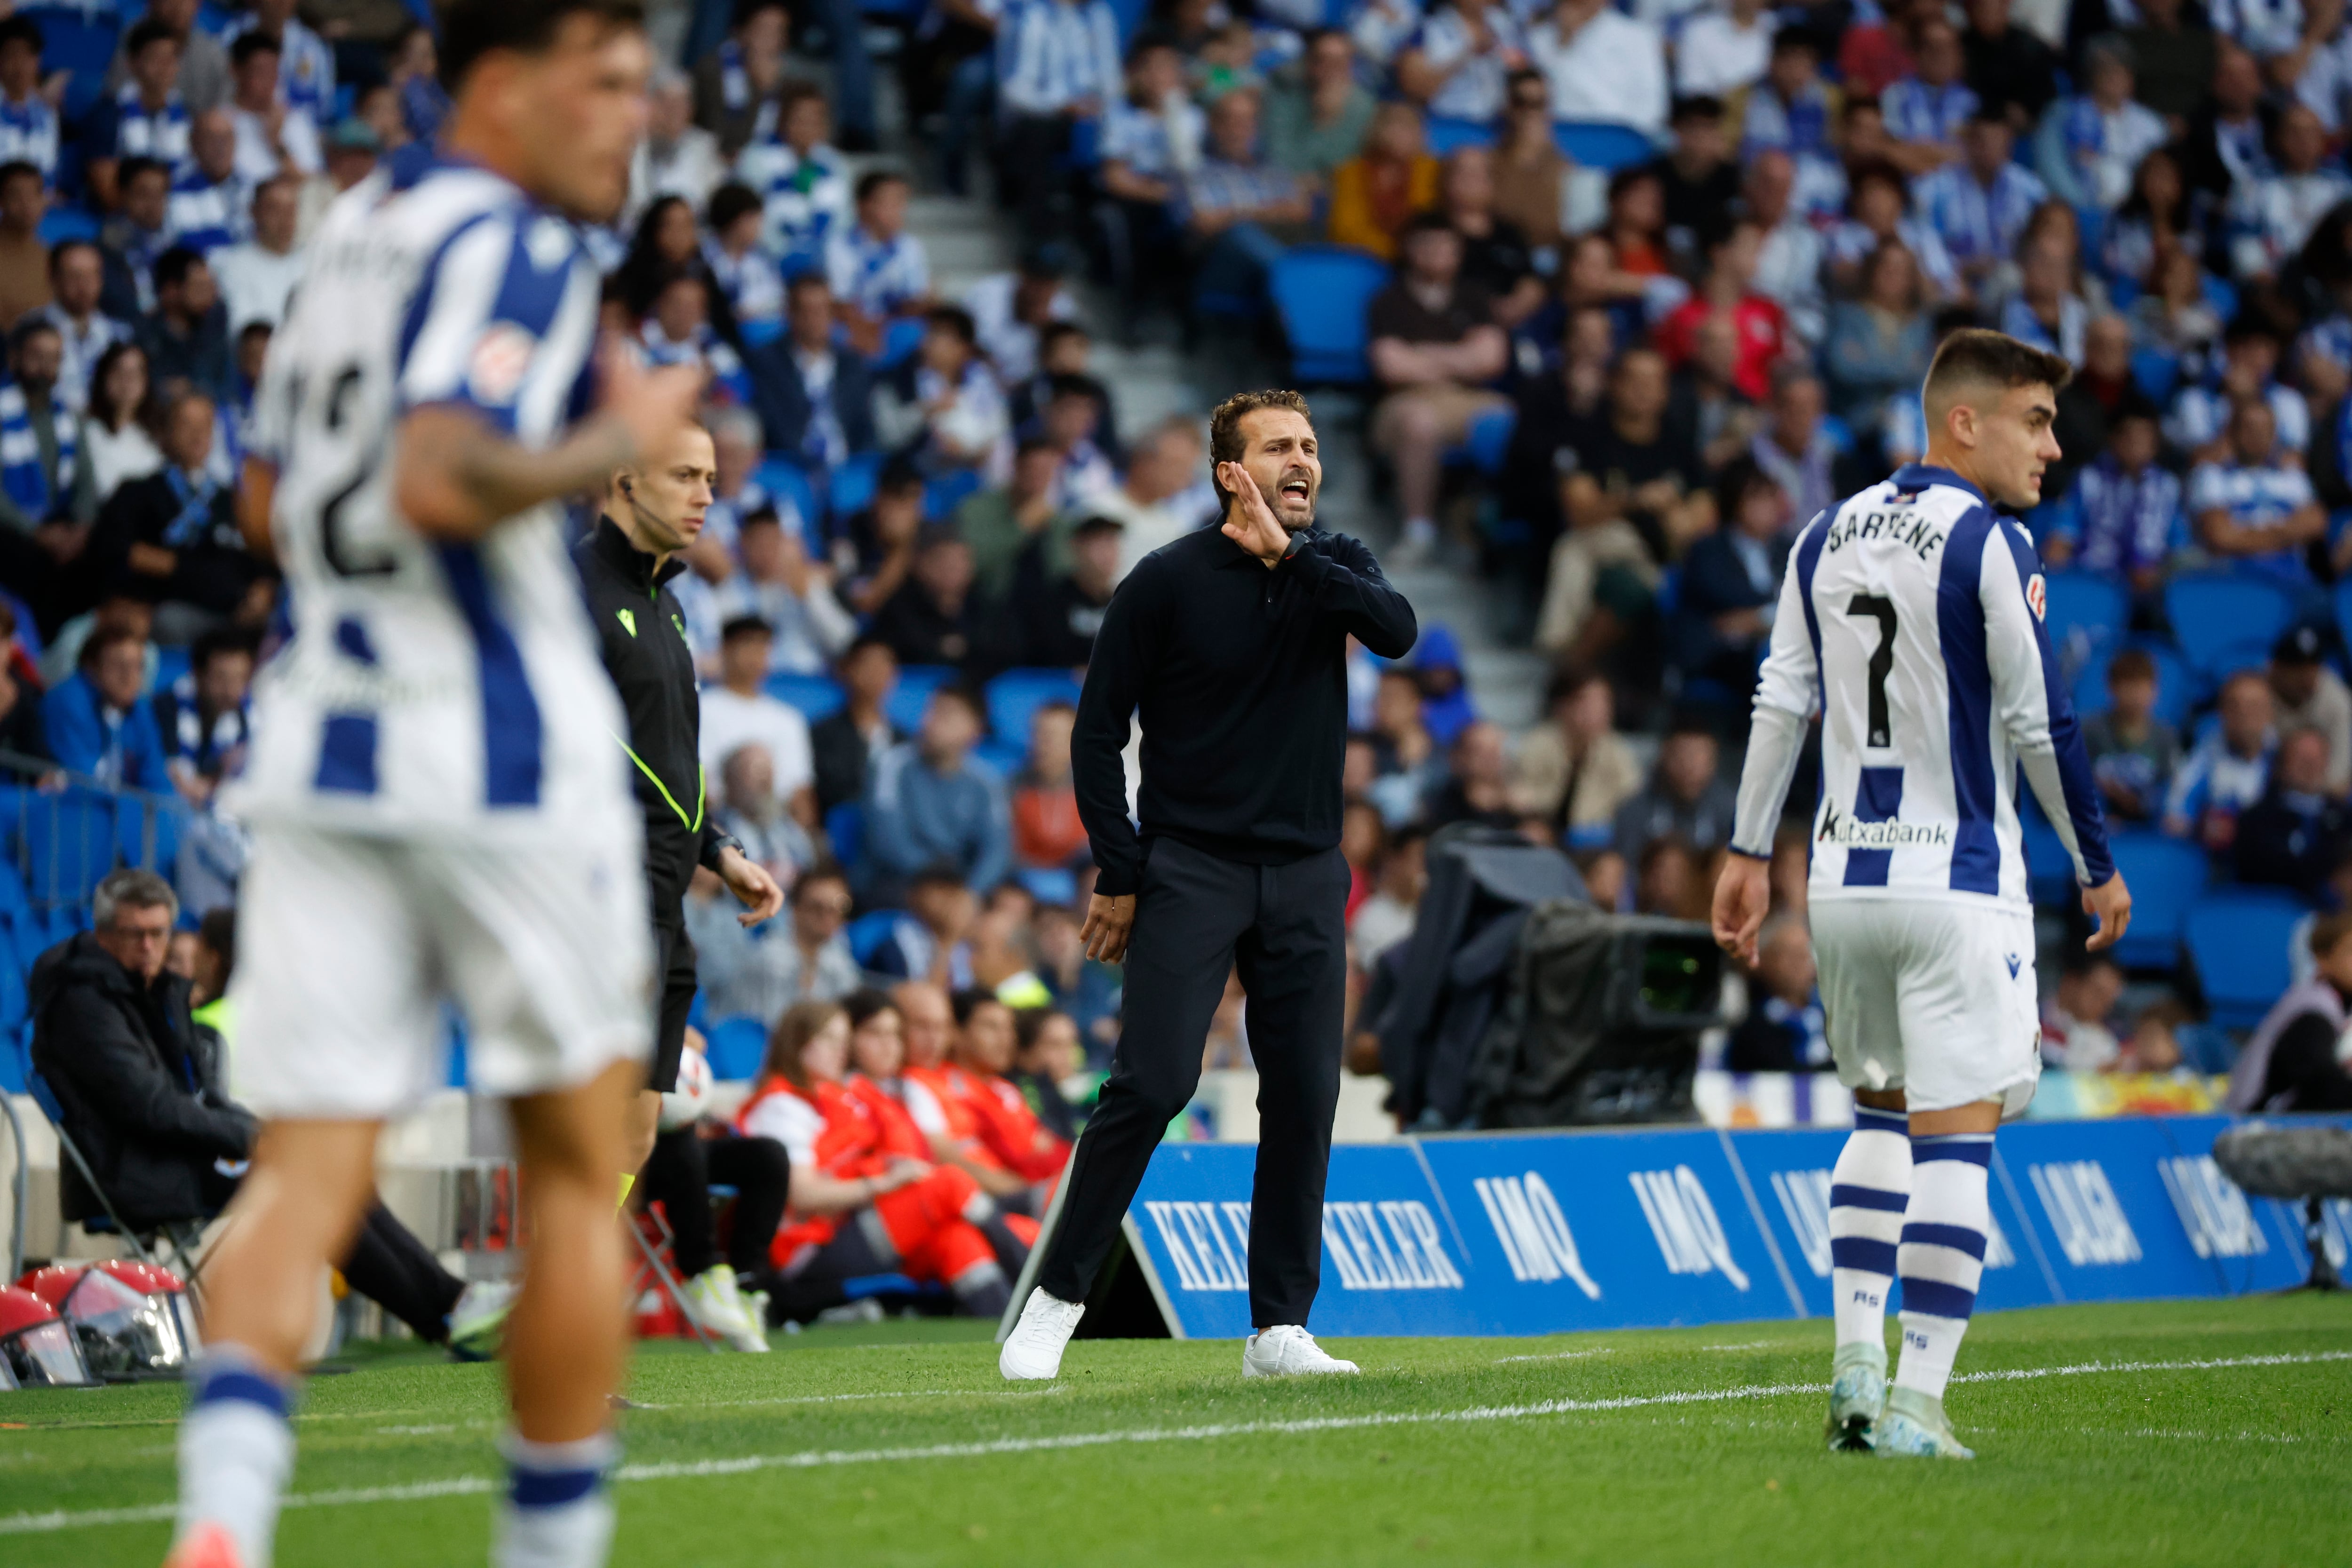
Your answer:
[1001,389,1417,1380]
[573,420,783,1168]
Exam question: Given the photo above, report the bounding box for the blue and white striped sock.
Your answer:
[175,1343,295,1568]
[1828,1106,1912,1352]
[493,1429,618,1568]
[1894,1131,1994,1402]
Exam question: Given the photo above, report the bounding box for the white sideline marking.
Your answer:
[1493,1349,1613,1364]
[6,1349,2346,1536]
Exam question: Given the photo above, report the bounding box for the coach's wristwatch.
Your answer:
[1279,531,1308,562]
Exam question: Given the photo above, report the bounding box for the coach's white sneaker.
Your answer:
[1825,1340,1886,1452]
[1000,1289,1085,1380]
[1242,1325,1359,1377]
[682,1265,770,1353]
[1876,1388,1975,1459]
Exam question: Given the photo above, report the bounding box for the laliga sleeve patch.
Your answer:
[2026,573,2047,623]
[468,322,538,406]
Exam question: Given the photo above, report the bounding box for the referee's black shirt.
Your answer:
[573,515,737,915]
[1073,523,1416,897]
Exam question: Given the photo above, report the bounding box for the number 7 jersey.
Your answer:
[1730,462,2114,908]
[225,155,635,841]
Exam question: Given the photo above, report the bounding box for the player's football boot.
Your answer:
[445,1280,516,1362]
[1875,1387,1976,1459]
[1824,1340,1887,1452]
[999,1289,1085,1380]
[1242,1325,1360,1377]
[682,1266,770,1353]
[161,1521,246,1568]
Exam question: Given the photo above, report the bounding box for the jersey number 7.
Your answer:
[1848,593,1898,750]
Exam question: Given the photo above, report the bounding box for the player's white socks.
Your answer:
[493,1430,618,1568]
[1828,1106,1911,1351]
[1893,1132,1994,1402]
[175,1343,295,1568]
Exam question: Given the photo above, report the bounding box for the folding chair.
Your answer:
[25,1067,211,1289]
[629,1202,721,1352]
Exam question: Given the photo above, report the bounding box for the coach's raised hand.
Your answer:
[1219,463,1292,562]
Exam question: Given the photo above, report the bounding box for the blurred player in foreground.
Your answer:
[1713,330,2131,1460]
[169,2,700,1565]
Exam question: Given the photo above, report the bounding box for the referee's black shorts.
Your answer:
[648,915,699,1094]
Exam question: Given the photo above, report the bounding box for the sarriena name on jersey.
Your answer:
[1815,800,1954,848]
[1821,506,1946,561]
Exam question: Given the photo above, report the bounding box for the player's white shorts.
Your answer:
[228,821,653,1119]
[1808,898,2041,1117]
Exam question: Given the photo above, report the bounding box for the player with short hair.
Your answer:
[1712,328,2131,1460]
[170,2,702,1565]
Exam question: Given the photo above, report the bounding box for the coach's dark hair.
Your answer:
[439,0,646,92]
[1208,388,1313,512]
[1923,328,2074,407]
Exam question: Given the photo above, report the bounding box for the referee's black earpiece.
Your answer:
[619,477,634,497]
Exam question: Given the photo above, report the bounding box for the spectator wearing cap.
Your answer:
[209,177,304,334]
[2236,726,2351,898]
[2042,400,2179,601]
[1528,0,1668,135]
[2083,648,2180,827]
[962,247,1078,383]
[811,635,901,818]
[2270,627,2352,796]
[2165,669,2276,852]
[752,272,876,475]
[1613,719,1736,864]
[699,614,819,814]
[1367,215,1509,565]
[43,623,170,790]
[0,160,48,327]
[863,683,1011,896]
[135,246,232,405]
[1180,89,1312,313]
[714,508,855,675]
[1264,28,1372,182]
[991,512,1120,670]
[37,243,132,417]
[872,526,981,669]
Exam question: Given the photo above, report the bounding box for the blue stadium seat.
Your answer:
[154,644,192,693]
[885,664,954,732]
[2106,832,2209,970]
[2185,889,2307,1029]
[2130,346,2179,404]
[2017,799,2074,907]
[826,452,884,522]
[755,458,823,548]
[924,469,982,522]
[36,208,99,247]
[974,736,1025,777]
[1267,246,1392,384]
[1107,0,1150,43]
[847,909,902,967]
[24,787,121,909]
[25,7,118,122]
[702,1015,769,1081]
[1017,866,1077,906]
[1552,121,1658,170]
[2332,578,2352,662]
[1424,116,1497,155]
[985,668,1083,747]
[2070,639,2191,729]
[765,671,845,722]
[871,318,926,372]
[1448,404,1517,477]
[2162,573,2290,679]
[2041,571,2126,676]
[824,802,863,867]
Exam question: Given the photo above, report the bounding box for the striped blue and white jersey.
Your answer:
[1730,463,2115,909]
[226,157,635,842]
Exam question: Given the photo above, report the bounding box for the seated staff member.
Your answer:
[891,978,1038,1208]
[636,1029,792,1351]
[735,1000,1025,1319]
[950,988,1071,1186]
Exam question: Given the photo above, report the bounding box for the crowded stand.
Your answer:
[5,0,2352,1342]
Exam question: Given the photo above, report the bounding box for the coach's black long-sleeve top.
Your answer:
[1073,524,1416,896]
[574,516,739,917]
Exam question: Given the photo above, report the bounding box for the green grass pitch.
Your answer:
[4,1296,2348,1566]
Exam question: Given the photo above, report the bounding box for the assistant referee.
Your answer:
[1000,389,1418,1380]
[574,421,783,1164]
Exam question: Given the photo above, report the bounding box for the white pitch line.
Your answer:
[6,1348,2345,1537]
[1493,1349,1613,1364]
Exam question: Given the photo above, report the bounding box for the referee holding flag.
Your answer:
[999,390,1417,1380]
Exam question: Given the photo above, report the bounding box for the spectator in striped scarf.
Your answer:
[0,317,94,541]
[151,625,253,807]
[90,388,262,643]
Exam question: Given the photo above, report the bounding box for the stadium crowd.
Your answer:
[9,0,2352,1329]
